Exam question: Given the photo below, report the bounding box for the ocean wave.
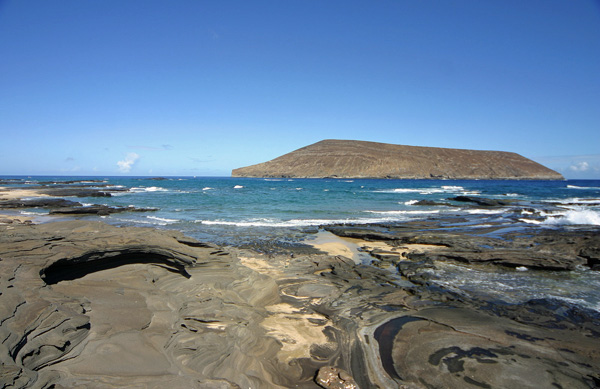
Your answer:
[197,215,418,228]
[567,185,600,190]
[544,197,600,205]
[234,185,244,189]
[404,200,418,205]
[365,210,440,215]
[374,186,480,195]
[202,187,213,191]
[130,186,169,193]
[542,209,600,226]
[464,209,506,215]
[146,216,178,224]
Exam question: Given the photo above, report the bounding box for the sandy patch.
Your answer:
[261,308,332,363]
[307,231,444,262]
[239,256,286,277]
[0,213,32,224]
[0,187,48,200]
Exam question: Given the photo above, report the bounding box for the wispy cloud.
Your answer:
[533,154,600,179]
[128,144,174,151]
[117,152,140,173]
[569,161,590,172]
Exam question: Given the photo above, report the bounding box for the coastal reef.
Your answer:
[231,139,564,180]
[2,219,600,388]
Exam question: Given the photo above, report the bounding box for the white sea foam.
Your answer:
[234,185,244,189]
[465,209,506,215]
[202,187,213,191]
[567,185,600,190]
[544,197,600,205]
[130,186,169,193]
[146,216,178,224]
[519,218,543,225]
[366,210,440,215]
[198,215,418,228]
[404,200,419,205]
[542,209,600,226]
[374,185,480,196]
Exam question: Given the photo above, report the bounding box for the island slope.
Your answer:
[232,139,563,180]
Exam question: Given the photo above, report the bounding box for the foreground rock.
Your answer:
[232,139,563,180]
[1,221,599,388]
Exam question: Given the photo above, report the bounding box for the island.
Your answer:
[232,139,564,180]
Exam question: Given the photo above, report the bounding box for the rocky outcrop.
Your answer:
[2,221,600,388]
[232,139,564,180]
[325,222,599,271]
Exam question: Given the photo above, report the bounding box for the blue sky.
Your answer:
[1,1,599,178]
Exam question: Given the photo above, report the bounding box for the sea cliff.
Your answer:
[232,139,564,180]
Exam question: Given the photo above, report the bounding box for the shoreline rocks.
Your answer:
[324,222,600,271]
[1,220,599,388]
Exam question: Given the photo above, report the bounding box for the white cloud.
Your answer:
[117,152,140,173]
[569,161,590,172]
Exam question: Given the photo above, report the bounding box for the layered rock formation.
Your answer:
[2,219,600,388]
[232,139,563,180]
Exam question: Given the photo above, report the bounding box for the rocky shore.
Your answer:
[2,187,600,388]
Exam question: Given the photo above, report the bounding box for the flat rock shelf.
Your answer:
[2,220,600,388]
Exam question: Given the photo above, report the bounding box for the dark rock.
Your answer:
[413,199,451,206]
[49,205,157,216]
[448,196,515,207]
[0,198,82,209]
[38,188,112,197]
[407,249,585,271]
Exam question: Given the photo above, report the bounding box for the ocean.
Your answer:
[4,176,600,311]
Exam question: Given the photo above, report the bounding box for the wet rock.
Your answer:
[448,195,516,206]
[49,205,157,216]
[413,199,451,206]
[407,248,585,270]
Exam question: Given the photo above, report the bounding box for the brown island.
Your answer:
[232,139,563,180]
[2,184,600,388]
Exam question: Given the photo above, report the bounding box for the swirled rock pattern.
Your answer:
[2,220,600,388]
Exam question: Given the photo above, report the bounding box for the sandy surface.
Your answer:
[0,187,48,200]
[307,230,443,262]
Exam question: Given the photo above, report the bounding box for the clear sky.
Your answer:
[1,0,599,178]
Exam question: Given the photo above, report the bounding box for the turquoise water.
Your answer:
[4,176,600,311]
[6,176,600,244]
